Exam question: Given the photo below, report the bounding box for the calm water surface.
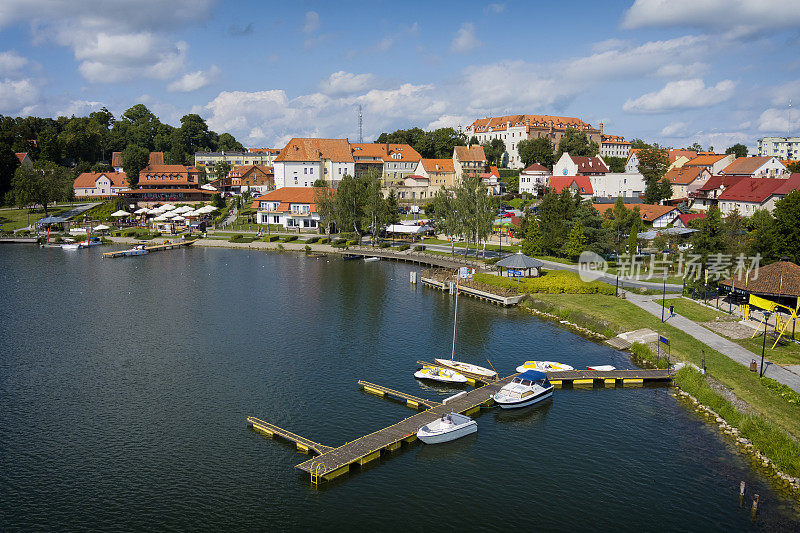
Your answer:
[1,245,799,531]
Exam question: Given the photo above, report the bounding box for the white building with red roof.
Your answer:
[73,171,129,198]
[251,186,333,229]
[549,175,593,199]
[720,156,787,178]
[599,135,631,159]
[553,153,609,177]
[718,174,800,216]
[350,143,422,183]
[519,163,551,195]
[273,138,355,189]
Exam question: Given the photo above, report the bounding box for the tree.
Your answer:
[334,174,366,235]
[468,135,479,146]
[521,218,543,256]
[312,178,326,187]
[565,219,586,260]
[786,161,800,174]
[215,161,231,182]
[362,171,390,245]
[691,207,726,263]
[211,192,226,209]
[556,126,599,159]
[517,137,554,169]
[10,161,72,215]
[725,143,748,158]
[629,138,650,149]
[314,186,336,234]
[723,208,747,258]
[688,142,703,152]
[627,216,641,255]
[604,156,626,173]
[432,188,459,255]
[0,142,20,200]
[121,145,149,188]
[385,189,400,225]
[638,147,669,204]
[644,178,673,205]
[773,190,800,264]
[481,138,506,167]
[218,132,244,152]
[747,208,776,262]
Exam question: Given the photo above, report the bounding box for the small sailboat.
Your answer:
[435,275,498,380]
[414,365,468,383]
[493,370,554,409]
[417,412,477,444]
[587,365,616,371]
[515,361,574,373]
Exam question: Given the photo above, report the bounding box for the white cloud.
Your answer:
[655,62,708,78]
[319,71,375,96]
[451,23,480,53]
[660,121,688,136]
[167,65,220,92]
[623,79,736,114]
[303,11,320,34]
[0,51,28,74]
[485,3,505,14]
[426,115,472,130]
[768,79,800,106]
[757,108,800,133]
[72,33,188,83]
[55,99,102,117]
[622,0,800,37]
[0,78,39,115]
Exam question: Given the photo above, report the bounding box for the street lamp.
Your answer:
[661,272,667,322]
[760,311,772,378]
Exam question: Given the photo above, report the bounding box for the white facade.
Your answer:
[758,137,800,161]
[467,122,528,168]
[625,152,640,173]
[600,139,631,158]
[256,200,320,229]
[274,160,354,189]
[519,169,550,195]
[589,173,646,199]
[74,173,128,197]
[553,153,579,176]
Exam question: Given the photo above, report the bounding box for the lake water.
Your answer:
[1,245,799,531]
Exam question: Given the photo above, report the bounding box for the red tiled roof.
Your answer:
[251,186,333,212]
[454,145,486,162]
[668,149,697,164]
[571,155,608,173]
[15,152,27,163]
[469,114,596,133]
[421,158,455,173]
[351,143,422,162]
[698,174,746,192]
[717,178,786,203]
[522,163,549,172]
[118,188,215,195]
[149,152,164,166]
[111,151,122,167]
[550,175,593,195]
[274,138,354,163]
[247,148,280,154]
[664,166,705,185]
[73,171,129,188]
[677,213,705,225]
[592,203,678,223]
[685,154,728,166]
[721,157,778,175]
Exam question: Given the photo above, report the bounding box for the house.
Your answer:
[690,175,746,210]
[518,163,551,195]
[453,145,487,183]
[414,158,456,188]
[720,156,788,178]
[194,149,279,173]
[251,187,332,229]
[73,172,129,198]
[273,138,355,189]
[625,149,699,174]
[553,153,608,177]
[549,175,593,199]
[599,134,631,159]
[392,175,435,201]
[683,153,736,175]
[664,166,712,201]
[118,158,215,204]
[465,114,602,168]
[481,166,502,195]
[350,143,422,183]
[758,136,800,161]
[717,174,800,216]
[111,151,123,172]
[15,152,32,167]
[228,165,274,193]
[674,213,706,228]
[593,203,680,228]
[589,173,646,199]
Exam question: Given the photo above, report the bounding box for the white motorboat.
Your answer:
[435,358,497,379]
[515,360,574,373]
[364,257,379,262]
[587,365,616,371]
[493,370,554,409]
[61,242,80,250]
[414,365,468,383]
[417,412,477,444]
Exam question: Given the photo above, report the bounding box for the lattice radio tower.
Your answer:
[358,104,363,143]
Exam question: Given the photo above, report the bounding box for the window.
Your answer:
[273,216,279,224]
[304,168,307,174]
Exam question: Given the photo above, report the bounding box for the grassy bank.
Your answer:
[658,297,731,322]
[0,206,72,231]
[474,271,616,295]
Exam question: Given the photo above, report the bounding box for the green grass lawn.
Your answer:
[0,206,72,231]
[525,293,800,450]
[475,270,616,296]
[658,298,732,323]
[736,335,800,366]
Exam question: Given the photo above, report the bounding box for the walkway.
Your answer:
[627,293,800,393]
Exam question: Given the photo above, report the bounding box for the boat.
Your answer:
[119,245,149,256]
[61,242,80,250]
[417,412,477,444]
[81,236,102,247]
[515,361,574,373]
[587,365,616,371]
[434,275,498,381]
[364,256,379,262]
[414,365,468,383]
[493,370,554,409]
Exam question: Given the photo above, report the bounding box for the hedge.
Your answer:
[474,270,616,295]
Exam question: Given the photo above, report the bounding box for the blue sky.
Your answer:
[0,0,799,153]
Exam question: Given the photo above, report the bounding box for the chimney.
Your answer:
[599,122,604,134]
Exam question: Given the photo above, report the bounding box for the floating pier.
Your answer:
[544,368,672,387]
[247,417,333,455]
[102,238,198,258]
[420,276,524,306]
[359,381,441,409]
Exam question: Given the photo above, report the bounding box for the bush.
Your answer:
[282,235,298,242]
[485,257,500,265]
[318,237,330,244]
[265,235,280,242]
[333,238,347,245]
[414,245,425,251]
[379,242,391,248]
[345,239,358,246]
[306,236,320,244]
[305,244,311,253]
[229,234,256,243]
[474,270,616,295]
[398,244,410,251]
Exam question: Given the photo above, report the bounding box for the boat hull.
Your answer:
[414,369,467,383]
[516,361,574,373]
[417,415,477,444]
[494,387,554,409]
[435,359,497,379]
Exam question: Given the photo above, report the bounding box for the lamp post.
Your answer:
[661,272,667,322]
[760,311,772,378]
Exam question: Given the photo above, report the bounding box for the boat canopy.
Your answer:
[518,369,548,381]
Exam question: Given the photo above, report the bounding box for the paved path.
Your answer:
[627,293,800,393]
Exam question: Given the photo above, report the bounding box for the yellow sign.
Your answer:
[749,294,777,312]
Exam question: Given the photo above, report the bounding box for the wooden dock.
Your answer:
[359,381,441,409]
[247,416,333,455]
[420,276,524,306]
[337,246,483,270]
[102,238,198,258]
[544,368,672,387]
[294,376,513,483]
[0,237,38,244]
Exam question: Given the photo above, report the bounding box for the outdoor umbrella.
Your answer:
[93,224,110,231]
[134,208,149,214]
[171,215,185,222]
[111,210,131,217]
[160,204,175,211]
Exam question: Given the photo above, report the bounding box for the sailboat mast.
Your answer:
[451,275,459,360]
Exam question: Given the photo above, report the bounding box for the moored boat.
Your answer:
[120,245,149,256]
[417,412,477,444]
[364,257,379,262]
[435,358,497,379]
[515,360,574,373]
[61,242,80,250]
[493,370,554,409]
[414,365,468,383]
[587,365,616,371]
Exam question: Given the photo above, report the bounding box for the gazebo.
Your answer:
[719,260,800,310]
[495,250,543,278]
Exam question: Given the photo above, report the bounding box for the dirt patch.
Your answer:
[705,375,753,414]
[701,320,758,339]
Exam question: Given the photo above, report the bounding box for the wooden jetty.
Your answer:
[337,246,483,270]
[420,275,524,306]
[544,368,672,387]
[0,237,38,244]
[359,380,441,409]
[247,417,333,455]
[102,238,198,258]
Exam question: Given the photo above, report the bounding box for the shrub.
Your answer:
[414,245,425,251]
[398,244,410,251]
[277,243,284,251]
[229,234,256,243]
[305,244,311,253]
[266,235,280,242]
[318,237,330,244]
[485,257,500,265]
[333,238,347,245]
[282,235,298,242]
[379,242,391,248]
[345,240,358,246]
[474,270,616,295]
[306,236,320,244]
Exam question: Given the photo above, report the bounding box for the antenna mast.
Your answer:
[358,104,363,143]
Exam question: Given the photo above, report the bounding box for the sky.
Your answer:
[0,0,799,153]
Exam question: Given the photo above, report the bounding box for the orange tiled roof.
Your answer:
[522,163,550,172]
[73,171,129,188]
[721,157,777,175]
[593,203,678,222]
[601,134,630,145]
[454,145,486,162]
[469,114,596,133]
[551,175,593,195]
[274,138,354,163]
[14,152,27,163]
[251,186,333,212]
[148,152,164,166]
[111,151,122,167]
[421,158,455,173]
[351,143,422,162]
[685,154,728,166]
[664,166,705,185]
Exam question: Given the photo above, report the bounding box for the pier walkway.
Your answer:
[247,417,333,455]
[337,246,484,270]
[359,381,441,409]
[102,239,198,258]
